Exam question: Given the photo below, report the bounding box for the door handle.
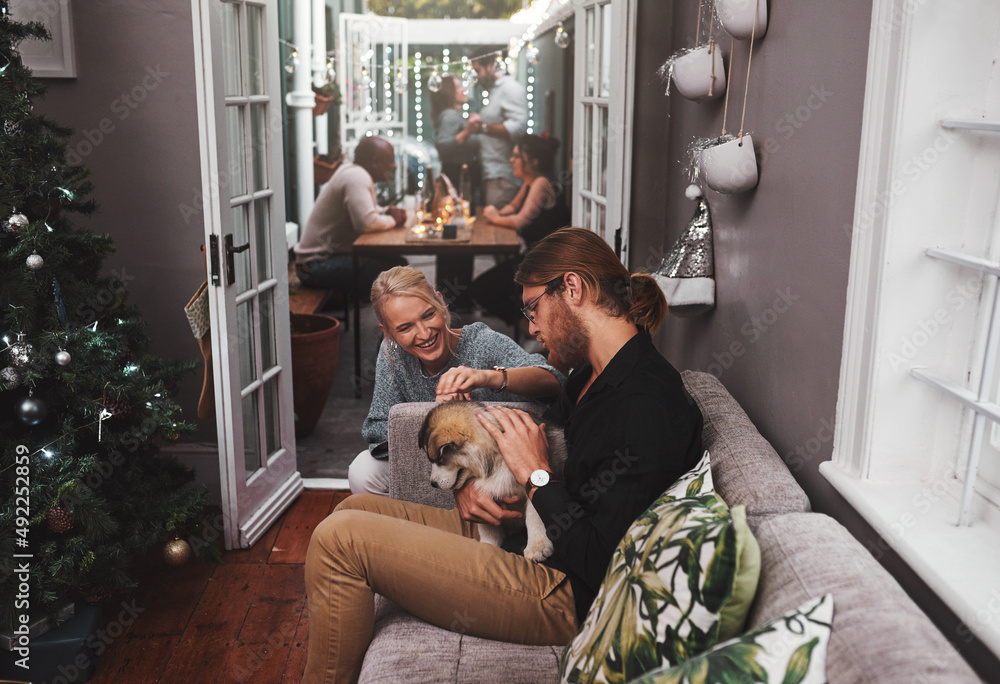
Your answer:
[225,234,250,286]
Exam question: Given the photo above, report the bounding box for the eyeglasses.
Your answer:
[520,292,546,323]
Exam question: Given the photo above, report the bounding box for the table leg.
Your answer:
[353,251,361,399]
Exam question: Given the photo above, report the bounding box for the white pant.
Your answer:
[347,450,391,496]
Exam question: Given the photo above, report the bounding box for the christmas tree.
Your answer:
[0,4,209,627]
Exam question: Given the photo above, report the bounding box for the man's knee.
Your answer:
[335,492,382,513]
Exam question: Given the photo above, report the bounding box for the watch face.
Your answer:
[530,469,550,487]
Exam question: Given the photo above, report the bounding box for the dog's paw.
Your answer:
[523,537,555,562]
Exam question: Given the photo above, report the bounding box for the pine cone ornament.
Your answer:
[103,395,131,417]
[46,507,74,533]
[84,585,113,606]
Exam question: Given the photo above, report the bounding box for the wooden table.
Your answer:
[350,217,520,397]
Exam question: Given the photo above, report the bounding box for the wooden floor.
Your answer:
[90,490,349,684]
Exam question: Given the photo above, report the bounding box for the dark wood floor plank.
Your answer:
[90,634,179,683]
[158,563,266,683]
[128,556,219,637]
[282,600,310,683]
[223,564,306,683]
[268,491,337,564]
[224,509,285,565]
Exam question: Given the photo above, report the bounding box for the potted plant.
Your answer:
[290,312,341,438]
[312,81,341,117]
[314,148,344,186]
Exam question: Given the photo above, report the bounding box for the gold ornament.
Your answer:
[163,537,192,566]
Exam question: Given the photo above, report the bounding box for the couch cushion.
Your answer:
[361,597,563,683]
[748,513,980,684]
[629,594,833,684]
[560,453,759,683]
[680,371,810,516]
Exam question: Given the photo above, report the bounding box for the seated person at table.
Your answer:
[349,265,564,496]
[464,133,570,324]
[303,228,703,683]
[431,73,480,205]
[294,136,408,298]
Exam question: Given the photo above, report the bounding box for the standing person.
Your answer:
[304,228,704,684]
[430,74,480,198]
[294,136,408,297]
[467,46,528,209]
[348,266,564,496]
[467,133,570,325]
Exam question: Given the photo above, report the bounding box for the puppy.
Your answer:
[418,401,567,562]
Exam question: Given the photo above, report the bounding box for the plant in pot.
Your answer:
[314,147,344,186]
[312,81,341,117]
[289,311,341,438]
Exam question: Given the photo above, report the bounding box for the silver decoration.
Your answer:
[26,252,43,270]
[7,213,28,232]
[1,365,22,390]
[18,395,47,425]
[56,350,72,366]
[686,134,737,184]
[656,46,703,97]
[9,333,34,366]
[654,195,714,280]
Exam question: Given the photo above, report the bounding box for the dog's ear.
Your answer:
[418,411,434,451]
[437,442,457,461]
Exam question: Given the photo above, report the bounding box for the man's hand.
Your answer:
[467,113,483,133]
[454,479,523,526]
[386,206,406,227]
[477,407,551,487]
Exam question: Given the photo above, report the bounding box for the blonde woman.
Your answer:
[349,266,564,496]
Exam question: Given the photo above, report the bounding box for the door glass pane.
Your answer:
[227,106,248,198]
[599,105,609,197]
[242,392,261,479]
[251,103,268,191]
[264,376,281,457]
[260,287,276,371]
[582,200,591,233]
[255,198,272,280]
[221,3,242,97]
[583,105,593,192]
[246,4,265,96]
[237,299,257,388]
[586,8,596,98]
[598,202,606,238]
[600,4,612,98]
[233,204,252,292]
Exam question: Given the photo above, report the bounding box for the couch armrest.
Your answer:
[387,401,543,507]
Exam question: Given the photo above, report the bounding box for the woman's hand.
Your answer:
[482,205,500,222]
[476,407,551,487]
[454,479,522,526]
[436,366,499,399]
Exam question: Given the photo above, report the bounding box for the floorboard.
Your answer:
[268,490,337,564]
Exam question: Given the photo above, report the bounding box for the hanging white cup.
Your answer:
[672,43,726,101]
[716,0,768,41]
[701,135,759,193]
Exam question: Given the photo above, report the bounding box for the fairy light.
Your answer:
[414,52,424,144]
[526,67,535,134]
[42,449,53,459]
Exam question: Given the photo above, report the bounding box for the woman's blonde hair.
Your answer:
[514,227,668,334]
[370,266,452,331]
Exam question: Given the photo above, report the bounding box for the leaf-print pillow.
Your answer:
[560,452,757,684]
[627,594,834,684]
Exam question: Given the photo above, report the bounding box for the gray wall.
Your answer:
[34,0,210,438]
[630,0,997,676]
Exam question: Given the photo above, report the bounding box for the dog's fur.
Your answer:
[418,401,567,562]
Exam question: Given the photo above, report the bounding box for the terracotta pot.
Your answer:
[290,313,341,438]
[314,155,340,186]
[672,43,726,101]
[701,134,759,193]
[313,93,334,117]
[715,0,768,40]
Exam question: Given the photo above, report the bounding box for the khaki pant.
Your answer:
[303,494,578,683]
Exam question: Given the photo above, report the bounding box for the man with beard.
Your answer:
[303,227,702,683]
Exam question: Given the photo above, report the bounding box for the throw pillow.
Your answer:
[560,452,760,684]
[627,594,834,684]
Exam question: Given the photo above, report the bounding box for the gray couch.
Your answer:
[358,371,981,683]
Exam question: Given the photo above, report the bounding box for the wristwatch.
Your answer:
[492,366,508,392]
[525,468,552,497]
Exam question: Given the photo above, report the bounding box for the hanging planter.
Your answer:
[698,134,759,193]
[312,82,341,117]
[660,42,726,101]
[716,0,768,41]
[314,153,342,186]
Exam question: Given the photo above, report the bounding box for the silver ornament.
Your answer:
[554,24,570,49]
[18,395,48,425]
[56,350,72,366]
[26,252,44,270]
[9,333,34,366]
[525,44,539,65]
[7,213,28,232]
[426,70,443,93]
[1,366,22,390]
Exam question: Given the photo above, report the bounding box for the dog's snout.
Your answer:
[430,480,439,489]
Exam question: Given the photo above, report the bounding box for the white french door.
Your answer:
[192,0,302,550]
[572,0,636,264]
